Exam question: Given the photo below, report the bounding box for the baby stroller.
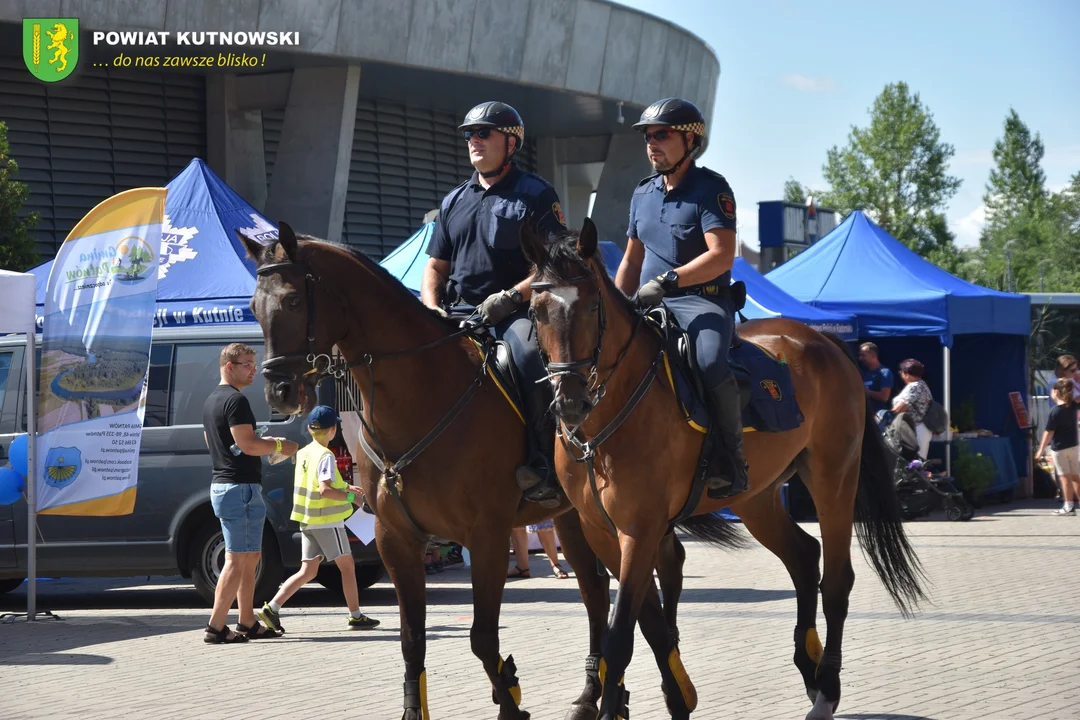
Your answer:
[881,411,974,521]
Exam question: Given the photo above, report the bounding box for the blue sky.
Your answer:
[615,0,1080,249]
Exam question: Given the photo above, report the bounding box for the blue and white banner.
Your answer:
[35,188,166,516]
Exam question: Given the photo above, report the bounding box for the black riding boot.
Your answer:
[705,373,749,499]
[515,384,561,508]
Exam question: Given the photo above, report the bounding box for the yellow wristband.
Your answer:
[274,439,282,453]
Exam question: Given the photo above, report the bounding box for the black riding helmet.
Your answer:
[633,97,707,175]
[459,101,525,178]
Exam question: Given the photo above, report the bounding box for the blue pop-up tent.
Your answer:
[732,257,858,340]
[767,210,1031,483]
[29,158,277,329]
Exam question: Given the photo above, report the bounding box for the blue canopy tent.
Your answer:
[767,211,1032,483]
[732,257,858,341]
[29,158,277,329]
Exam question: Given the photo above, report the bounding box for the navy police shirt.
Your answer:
[627,164,737,289]
[426,164,566,307]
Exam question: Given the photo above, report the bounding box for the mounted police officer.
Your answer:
[421,101,566,508]
[614,97,748,499]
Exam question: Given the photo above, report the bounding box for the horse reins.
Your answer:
[256,258,491,539]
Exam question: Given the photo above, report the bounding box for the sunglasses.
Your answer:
[462,128,493,141]
[643,129,673,143]
[232,360,255,369]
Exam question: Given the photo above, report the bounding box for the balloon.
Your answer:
[0,467,24,506]
[7,434,28,478]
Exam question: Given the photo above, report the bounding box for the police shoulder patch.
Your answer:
[717,192,736,220]
[552,201,565,225]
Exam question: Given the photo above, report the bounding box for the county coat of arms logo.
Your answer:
[23,18,79,82]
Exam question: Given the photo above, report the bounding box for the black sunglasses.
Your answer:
[643,129,673,143]
[462,128,494,141]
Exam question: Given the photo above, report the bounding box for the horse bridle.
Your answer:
[255,261,339,380]
[530,275,606,401]
[254,255,488,539]
[530,274,647,409]
[530,270,661,536]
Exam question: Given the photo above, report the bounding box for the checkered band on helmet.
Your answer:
[671,122,706,137]
[498,125,525,144]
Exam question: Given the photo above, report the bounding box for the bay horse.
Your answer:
[521,219,926,720]
[237,222,739,720]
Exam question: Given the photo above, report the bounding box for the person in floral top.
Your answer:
[892,358,934,458]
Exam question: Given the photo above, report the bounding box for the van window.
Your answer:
[0,351,15,434]
[169,343,271,425]
[143,343,173,428]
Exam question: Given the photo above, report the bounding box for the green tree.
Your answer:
[783,177,807,204]
[0,121,39,271]
[983,109,1047,231]
[819,82,962,256]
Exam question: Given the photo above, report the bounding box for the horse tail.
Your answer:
[675,513,751,550]
[818,331,927,617]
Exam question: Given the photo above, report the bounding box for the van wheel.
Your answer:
[316,563,385,594]
[0,578,25,594]
[190,521,286,606]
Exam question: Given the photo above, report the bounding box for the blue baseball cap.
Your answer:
[306,405,340,430]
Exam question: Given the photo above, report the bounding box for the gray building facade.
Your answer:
[0,0,719,259]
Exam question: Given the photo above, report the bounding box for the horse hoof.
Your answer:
[805,691,836,720]
[563,703,598,720]
[563,703,599,720]
[498,708,530,720]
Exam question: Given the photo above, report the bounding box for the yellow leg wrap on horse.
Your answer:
[806,627,824,665]
[597,657,626,688]
[419,671,430,720]
[497,656,522,706]
[667,648,699,712]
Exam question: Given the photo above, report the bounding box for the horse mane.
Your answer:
[295,235,459,331]
[534,231,638,318]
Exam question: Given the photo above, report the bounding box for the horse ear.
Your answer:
[277,221,299,262]
[577,217,598,260]
[519,221,546,268]
[236,230,264,263]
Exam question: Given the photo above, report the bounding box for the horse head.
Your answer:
[237,221,348,416]
[521,217,610,428]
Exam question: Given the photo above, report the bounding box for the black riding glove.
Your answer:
[478,289,523,326]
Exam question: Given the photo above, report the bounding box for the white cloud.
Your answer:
[780,74,838,94]
[952,204,986,248]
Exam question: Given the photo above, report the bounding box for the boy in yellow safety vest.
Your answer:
[256,405,380,632]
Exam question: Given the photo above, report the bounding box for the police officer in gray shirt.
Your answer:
[614,98,747,498]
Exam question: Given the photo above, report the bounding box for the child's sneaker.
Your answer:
[1052,505,1076,516]
[256,602,284,633]
[347,613,381,630]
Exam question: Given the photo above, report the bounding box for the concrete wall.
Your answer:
[0,0,720,125]
[262,66,361,242]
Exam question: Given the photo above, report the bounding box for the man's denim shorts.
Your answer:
[210,483,266,553]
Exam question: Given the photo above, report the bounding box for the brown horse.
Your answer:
[521,219,926,720]
[237,222,735,720]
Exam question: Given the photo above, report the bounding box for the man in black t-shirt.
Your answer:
[200,342,298,644]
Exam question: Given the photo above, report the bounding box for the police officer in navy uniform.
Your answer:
[421,101,566,508]
[614,98,748,499]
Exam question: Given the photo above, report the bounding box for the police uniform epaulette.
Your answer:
[699,166,729,184]
[637,173,660,187]
[518,169,556,192]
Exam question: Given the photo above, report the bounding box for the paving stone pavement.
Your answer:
[1,500,1077,720]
